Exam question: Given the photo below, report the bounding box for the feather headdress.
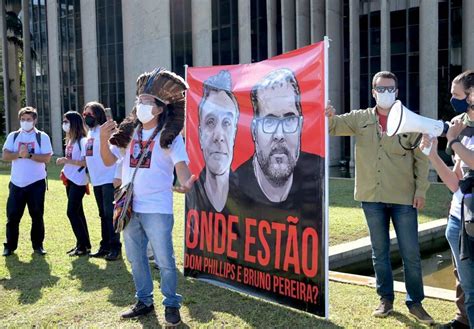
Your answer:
[109,67,188,149]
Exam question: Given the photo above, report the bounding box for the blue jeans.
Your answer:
[447,215,474,326]
[123,212,182,308]
[362,202,424,307]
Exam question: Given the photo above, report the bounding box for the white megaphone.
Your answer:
[387,100,449,155]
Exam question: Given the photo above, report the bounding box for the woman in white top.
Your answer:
[100,68,195,325]
[56,111,91,256]
[82,102,121,260]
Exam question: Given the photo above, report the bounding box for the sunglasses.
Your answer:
[374,86,397,93]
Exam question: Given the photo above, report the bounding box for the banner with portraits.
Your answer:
[184,41,328,317]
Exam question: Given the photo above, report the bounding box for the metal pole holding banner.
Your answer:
[324,35,330,320]
[183,64,188,140]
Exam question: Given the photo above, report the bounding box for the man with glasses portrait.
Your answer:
[235,69,324,274]
[325,71,432,324]
[236,68,323,207]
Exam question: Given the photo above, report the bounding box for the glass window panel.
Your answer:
[391,54,406,72]
[408,25,419,52]
[369,11,380,29]
[391,27,406,55]
[438,19,449,50]
[370,29,380,56]
[409,55,419,72]
[391,10,406,28]
[408,7,419,25]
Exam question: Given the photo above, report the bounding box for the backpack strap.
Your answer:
[13,131,21,144]
[36,131,42,148]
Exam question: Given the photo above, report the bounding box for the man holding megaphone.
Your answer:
[420,71,474,329]
[326,71,433,324]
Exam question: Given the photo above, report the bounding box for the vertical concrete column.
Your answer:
[349,0,360,167]
[80,0,99,102]
[46,0,62,153]
[192,0,212,66]
[310,0,325,43]
[238,0,251,63]
[296,0,310,48]
[267,0,277,57]
[380,0,391,71]
[326,0,343,165]
[462,0,474,70]
[22,0,32,105]
[282,0,296,52]
[122,0,172,113]
[419,0,438,119]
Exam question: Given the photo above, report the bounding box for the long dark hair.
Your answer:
[109,99,168,148]
[64,111,87,145]
[83,101,107,126]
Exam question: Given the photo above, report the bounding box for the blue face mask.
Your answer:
[450,97,470,113]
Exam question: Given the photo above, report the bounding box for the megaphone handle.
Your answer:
[421,134,434,156]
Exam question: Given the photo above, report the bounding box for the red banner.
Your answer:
[184,42,327,317]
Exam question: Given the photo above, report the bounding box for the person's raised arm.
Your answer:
[100,120,118,167]
[325,100,360,137]
[420,135,460,193]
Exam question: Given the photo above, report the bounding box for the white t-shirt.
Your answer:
[117,129,188,214]
[450,135,474,219]
[2,128,53,187]
[114,158,123,180]
[82,126,119,186]
[63,137,88,186]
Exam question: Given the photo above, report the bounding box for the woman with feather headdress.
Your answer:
[100,68,196,326]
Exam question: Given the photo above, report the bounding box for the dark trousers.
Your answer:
[5,179,46,251]
[453,256,469,326]
[66,181,91,250]
[93,183,121,252]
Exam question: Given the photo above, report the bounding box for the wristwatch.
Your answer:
[446,137,461,156]
[448,137,461,149]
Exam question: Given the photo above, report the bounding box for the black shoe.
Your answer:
[66,246,76,254]
[105,250,121,261]
[68,247,88,257]
[33,247,47,255]
[121,301,154,319]
[89,249,109,258]
[165,307,181,326]
[438,320,470,329]
[2,245,13,257]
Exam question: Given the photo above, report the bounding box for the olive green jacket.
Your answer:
[329,107,430,205]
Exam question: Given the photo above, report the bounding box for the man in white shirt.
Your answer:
[2,107,53,256]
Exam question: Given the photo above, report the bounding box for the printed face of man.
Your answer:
[199,90,238,176]
[253,83,301,186]
[132,142,141,159]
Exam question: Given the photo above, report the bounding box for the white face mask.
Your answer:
[62,123,70,133]
[20,121,34,131]
[375,91,396,109]
[136,104,155,124]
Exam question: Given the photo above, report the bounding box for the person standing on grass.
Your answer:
[100,68,196,326]
[56,111,91,257]
[2,106,53,256]
[421,71,474,329]
[82,101,122,261]
[325,71,433,324]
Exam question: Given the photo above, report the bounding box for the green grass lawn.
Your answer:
[0,164,455,327]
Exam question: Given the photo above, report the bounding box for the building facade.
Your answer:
[15,0,474,162]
